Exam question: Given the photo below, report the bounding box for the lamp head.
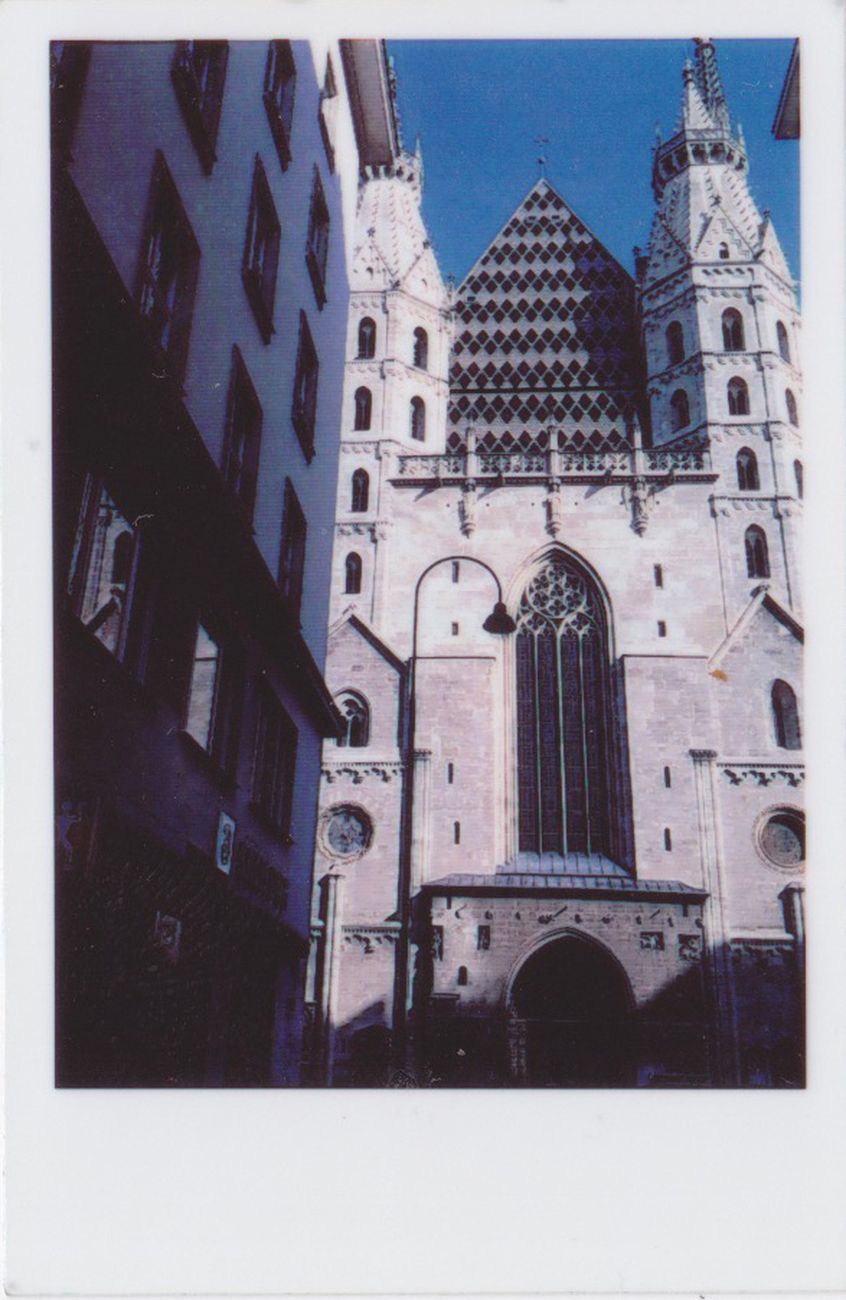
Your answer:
[483,601,517,635]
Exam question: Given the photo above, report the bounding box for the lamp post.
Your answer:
[392,555,516,1069]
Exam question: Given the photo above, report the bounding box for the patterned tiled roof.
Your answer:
[448,179,640,454]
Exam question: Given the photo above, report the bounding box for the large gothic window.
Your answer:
[665,321,684,366]
[744,526,770,579]
[771,680,801,751]
[727,377,750,416]
[736,447,759,491]
[516,555,612,857]
[721,309,745,351]
[777,321,791,364]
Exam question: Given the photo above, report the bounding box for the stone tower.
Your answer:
[307,40,804,1090]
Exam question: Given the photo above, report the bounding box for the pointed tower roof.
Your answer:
[448,178,640,453]
[350,150,445,307]
[643,39,794,287]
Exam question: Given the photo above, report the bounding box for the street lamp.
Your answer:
[392,555,516,1069]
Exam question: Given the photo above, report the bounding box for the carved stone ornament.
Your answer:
[458,480,477,537]
[545,481,563,537]
[322,759,404,785]
[721,764,804,789]
[628,476,653,536]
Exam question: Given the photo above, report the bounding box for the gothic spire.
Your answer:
[693,37,730,131]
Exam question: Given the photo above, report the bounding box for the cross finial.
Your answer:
[534,136,550,178]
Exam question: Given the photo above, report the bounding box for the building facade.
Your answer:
[52,39,398,1084]
[308,39,805,1087]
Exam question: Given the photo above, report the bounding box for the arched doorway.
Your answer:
[509,934,634,1086]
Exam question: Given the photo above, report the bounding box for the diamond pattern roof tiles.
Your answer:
[448,180,640,453]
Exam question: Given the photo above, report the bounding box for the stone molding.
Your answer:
[710,494,785,517]
[340,440,380,455]
[336,519,392,539]
[322,759,405,784]
[342,923,401,954]
[720,762,804,788]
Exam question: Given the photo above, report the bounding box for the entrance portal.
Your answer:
[510,934,634,1086]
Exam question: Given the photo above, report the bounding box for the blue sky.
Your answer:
[389,39,799,287]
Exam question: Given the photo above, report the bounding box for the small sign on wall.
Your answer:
[216,812,236,875]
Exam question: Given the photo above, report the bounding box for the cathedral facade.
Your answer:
[306,40,804,1088]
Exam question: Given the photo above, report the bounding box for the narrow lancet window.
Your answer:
[771,680,801,750]
[744,526,770,579]
[736,448,759,491]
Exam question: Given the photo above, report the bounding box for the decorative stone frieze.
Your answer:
[719,762,804,788]
[342,924,401,955]
[322,759,405,784]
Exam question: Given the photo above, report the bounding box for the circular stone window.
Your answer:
[758,810,805,869]
[320,805,373,863]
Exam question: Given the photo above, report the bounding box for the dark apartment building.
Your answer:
[51,38,399,1085]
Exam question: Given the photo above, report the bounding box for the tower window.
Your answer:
[344,552,362,594]
[336,691,370,748]
[413,327,429,369]
[305,166,330,308]
[447,762,455,784]
[357,316,376,359]
[727,377,750,416]
[477,925,491,952]
[457,966,468,986]
[663,766,672,788]
[451,622,459,636]
[794,459,803,500]
[663,827,672,851]
[171,42,229,175]
[721,309,745,352]
[351,467,369,513]
[777,321,791,364]
[785,388,799,426]
[653,564,663,588]
[657,620,667,638]
[242,154,281,344]
[744,525,770,579]
[222,347,262,525]
[669,388,690,432]
[291,311,319,459]
[665,320,684,366]
[353,386,372,431]
[410,396,426,441]
[736,447,760,492]
[452,561,460,583]
[771,680,801,750]
[263,40,296,170]
[453,821,461,844]
[718,243,730,260]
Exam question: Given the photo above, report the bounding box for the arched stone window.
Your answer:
[777,320,791,364]
[785,388,799,426]
[771,680,801,750]
[413,327,429,370]
[718,243,730,260]
[357,316,376,359]
[665,320,684,366]
[722,309,745,351]
[727,376,750,416]
[353,386,372,431]
[351,467,369,513]
[344,551,362,594]
[794,459,803,500]
[336,691,370,747]
[736,447,760,492]
[744,525,770,579]
[669,388,690,432]
[515,553,614,857]
[410,396,426,441]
